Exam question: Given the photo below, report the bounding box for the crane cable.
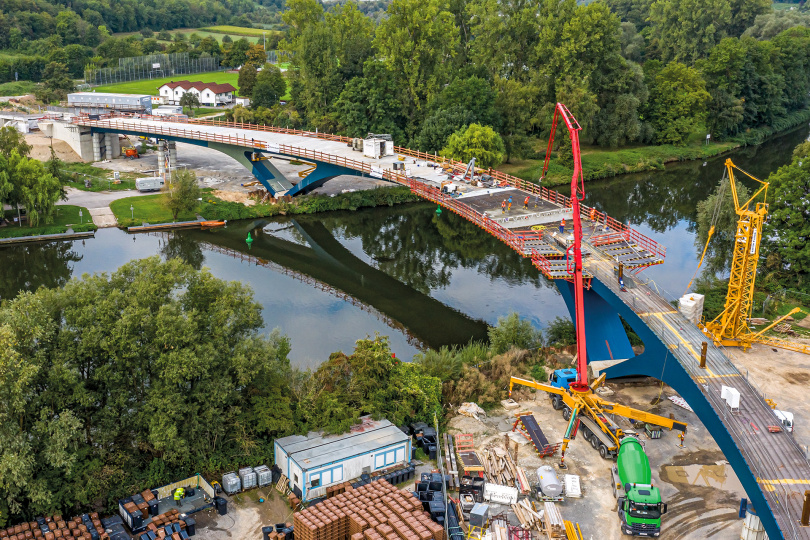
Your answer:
[683,167,728,295]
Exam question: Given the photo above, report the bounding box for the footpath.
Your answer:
[58,186,151,228]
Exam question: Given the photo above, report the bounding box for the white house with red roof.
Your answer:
[157,81,237,106]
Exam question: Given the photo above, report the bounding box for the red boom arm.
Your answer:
[542,103,588,390]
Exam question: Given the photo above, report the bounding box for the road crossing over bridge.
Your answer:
[72,113,810,539]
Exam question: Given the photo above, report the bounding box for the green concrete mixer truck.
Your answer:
[611,436,667,536]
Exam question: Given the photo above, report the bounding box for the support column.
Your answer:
[104,133,113,160]
[167,141,177,174]
[92,133,101,161]
[157,140,165,177]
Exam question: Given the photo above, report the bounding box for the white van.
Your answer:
[774,410,794,433]
[136,176,165,192]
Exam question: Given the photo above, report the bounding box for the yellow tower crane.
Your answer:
[696,159,810,353]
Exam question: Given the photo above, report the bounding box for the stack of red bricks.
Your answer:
[0,513,107,540]
[138,509,185,538]
[293,480,445,540]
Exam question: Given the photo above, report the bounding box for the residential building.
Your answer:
[157,81,236,106]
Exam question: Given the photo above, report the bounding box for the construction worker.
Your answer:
[559,218,566,234]
[678,432,685,448]
[523,195,530,209]
[501,199,507,214]
[507,196,513,212]
[590,207,596,221]
[174,487,185,507]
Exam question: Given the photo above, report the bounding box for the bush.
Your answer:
[529,361,549,382]
[544,316,576,347]
[488,312,543,355]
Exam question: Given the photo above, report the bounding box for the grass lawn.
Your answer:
[93,70,240,95]
[773,2,801,10]
[498,138,739,186]
[111,193,200,228]
[0,205,96,238]
[0,80,37,96]
[192,107,228,117]
[61,162,142,192]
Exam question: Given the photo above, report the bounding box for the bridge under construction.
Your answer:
[65,112,810,540]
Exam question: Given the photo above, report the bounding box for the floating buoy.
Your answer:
[436,205,442,215]
[246,232,253,244]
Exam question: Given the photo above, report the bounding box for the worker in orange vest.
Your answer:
[590,207,596,221]
[501,199,507,214]
[523,195,530,209]
[559,218,566,234]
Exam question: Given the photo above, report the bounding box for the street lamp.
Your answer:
[79,209,83,224]
[130,205,134,220]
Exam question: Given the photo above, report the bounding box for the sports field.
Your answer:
[92,71,239,95]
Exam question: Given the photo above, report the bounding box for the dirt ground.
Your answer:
[193,488,295,539]
[445,382,746,540]
[25,132,84,162]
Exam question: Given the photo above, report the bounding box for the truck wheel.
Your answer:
[562,407,571,421]
[581,428,591,442]
[551,396,563,410]
[591,436,600,449]
[599,444,610,459]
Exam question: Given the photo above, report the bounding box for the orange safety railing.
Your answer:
[71,113,666,265]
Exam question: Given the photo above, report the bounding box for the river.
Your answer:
[1,126,807,367]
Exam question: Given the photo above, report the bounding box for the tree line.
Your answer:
[238,0,810,163]
[0,257,551,525]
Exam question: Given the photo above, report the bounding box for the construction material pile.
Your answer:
[0,513,109,540]
[293,480,445,540]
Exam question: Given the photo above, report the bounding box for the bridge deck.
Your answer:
[72,115,810,537]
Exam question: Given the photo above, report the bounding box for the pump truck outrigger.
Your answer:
[508,103,686,536]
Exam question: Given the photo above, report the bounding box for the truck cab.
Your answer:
[616,484,666,537]
[549,368,578,390]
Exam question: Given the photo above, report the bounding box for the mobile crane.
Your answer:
[510,103,688,470]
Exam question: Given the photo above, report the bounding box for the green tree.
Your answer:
[179,92,200,116]
[246,43,267,65]
[328,1,375,81]
[334,60,407,141]
[238,63,258,97]
[417,107,476,153]
[158,29,172,41]
[743,11,810,40]
[0,151,64,227]
[293,22,342,128]
[375,0,460,138]
[762,142,810,288]
[441,123,505,169]
[35,62,75,103]
[221,34,233,46]
[468,0,542,81]
[252,64,287,109]
[223,38,251,67]
[0,126,31,157]
[646,62,709,145]
[648,0,731,62]
[163,169,200,220]
[494,76,536,162]
[197,36,222,57]
[488,312,543,355]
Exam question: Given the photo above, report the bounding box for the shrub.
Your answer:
[488,312,543,355]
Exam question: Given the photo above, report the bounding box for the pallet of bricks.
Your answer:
[137,509,190,539]
[0,513,108,540]
[293,479,445,540]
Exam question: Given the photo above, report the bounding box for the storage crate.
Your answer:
[239,467,258,490]
[222,472,241,494]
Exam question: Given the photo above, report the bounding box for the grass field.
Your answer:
[0,80,37,95]
[773,2,802,10]
[93,70,240,95]
[0,205,96,238]
[111,193,200,228]
[201,25,275,37]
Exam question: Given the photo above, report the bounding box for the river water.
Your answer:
[1,126,807,367]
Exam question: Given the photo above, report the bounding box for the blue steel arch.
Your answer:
[88,126,379,197]
[556,278,783,540]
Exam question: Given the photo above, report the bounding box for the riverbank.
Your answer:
[501,108,810,186]
[500,139,739,186]
[0,204,96,239]
[111,185,421,228]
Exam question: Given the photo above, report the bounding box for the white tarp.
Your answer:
[370,166,384,179]
[721,385,740,411]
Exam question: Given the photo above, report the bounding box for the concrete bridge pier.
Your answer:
[168,141,177,173]
[104,133,113,160]
[157,141,166,177]
[92,133,102,161]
